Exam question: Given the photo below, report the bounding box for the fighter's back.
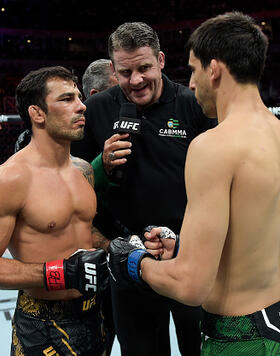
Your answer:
[205,108,280,315]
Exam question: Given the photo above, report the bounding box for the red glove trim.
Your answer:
[44,260,66,291]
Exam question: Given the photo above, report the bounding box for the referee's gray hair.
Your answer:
[82,59,113,99]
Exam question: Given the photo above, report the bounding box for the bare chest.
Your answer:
[18,170,96,233]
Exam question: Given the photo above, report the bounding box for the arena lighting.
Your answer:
[0,115,21,123]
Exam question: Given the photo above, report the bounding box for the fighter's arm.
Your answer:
[141,131,233,305]
[0,163,108,295]
[71,155,110,250]
[0,164,44,289]
[91,225,110,251]
[71,154,95,186]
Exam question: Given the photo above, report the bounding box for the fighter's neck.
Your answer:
[216,83,262,123]
[28,136,71,168]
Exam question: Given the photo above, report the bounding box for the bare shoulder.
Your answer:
[189,121,240,161]
[186,123,238,183]
[188,126,226,158]
[70,155,94,187]
[0,154,31,184]
[0,156,31,211]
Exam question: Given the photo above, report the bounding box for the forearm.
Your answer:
[0,257,44,290]
[108,234,205,305]
[141,257,202,306]
[91,225,110,251]
[141,258,180,298]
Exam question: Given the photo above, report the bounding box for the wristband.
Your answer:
[44,260,66,291]
[127,249,153,285]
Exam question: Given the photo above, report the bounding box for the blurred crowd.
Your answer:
[0,1,279,113]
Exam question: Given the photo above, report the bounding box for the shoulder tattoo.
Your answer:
[70,155,94,187]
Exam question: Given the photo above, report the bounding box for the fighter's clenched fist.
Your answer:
[107,235,155,288]
[44,249,109,297]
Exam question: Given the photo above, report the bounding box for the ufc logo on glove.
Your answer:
[84,262,97,292]
[44,248,108,297]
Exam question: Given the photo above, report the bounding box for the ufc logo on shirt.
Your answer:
[84,262,97,292]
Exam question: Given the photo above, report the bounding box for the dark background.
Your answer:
[0,0,280,162]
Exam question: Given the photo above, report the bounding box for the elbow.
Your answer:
[173,262,215,306]
[189,292,209,307]
[175,279,212,306]
[178,289,208,307]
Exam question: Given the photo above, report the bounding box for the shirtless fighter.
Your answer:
[108,12,280,355]
[0,66,109,356]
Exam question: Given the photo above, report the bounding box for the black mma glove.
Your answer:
[44,249,109,297]
[108,235,155,288]
[143,225,180,258]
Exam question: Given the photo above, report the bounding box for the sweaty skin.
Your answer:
[188,110,280,316]
[3,146,97,300]
[0,78,103,300]
[141,53,280,317]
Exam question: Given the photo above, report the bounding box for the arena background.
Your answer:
[0,0,280,163]
[0,1,279,354]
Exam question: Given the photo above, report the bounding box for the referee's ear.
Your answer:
[158,51,165,70]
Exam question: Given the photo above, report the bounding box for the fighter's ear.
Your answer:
[28,105,45,125]
[209,59,221,81]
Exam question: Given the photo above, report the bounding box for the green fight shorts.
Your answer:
[201,301,280,355]
[11,290,107,356]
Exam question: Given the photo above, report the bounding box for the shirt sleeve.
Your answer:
[91,153,119,195]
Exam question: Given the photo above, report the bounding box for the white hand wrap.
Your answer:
[159,226,177,240]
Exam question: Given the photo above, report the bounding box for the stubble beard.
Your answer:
[48,126,85,142]
[70,129,84,141]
